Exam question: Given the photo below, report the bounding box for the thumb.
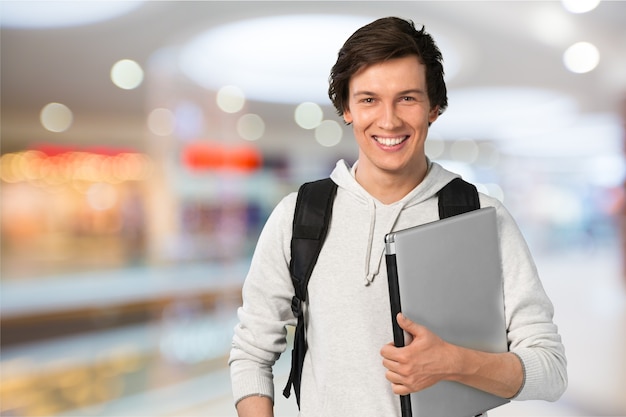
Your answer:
[397,312,422,337]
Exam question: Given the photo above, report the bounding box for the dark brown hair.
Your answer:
[328,17,448,117]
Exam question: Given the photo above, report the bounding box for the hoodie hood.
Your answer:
[329,159,459,285]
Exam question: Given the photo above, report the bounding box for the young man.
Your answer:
[230,17,567,416]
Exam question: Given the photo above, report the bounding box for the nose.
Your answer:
[377,102,402,130]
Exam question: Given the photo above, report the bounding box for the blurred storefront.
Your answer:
[0,40,334,415]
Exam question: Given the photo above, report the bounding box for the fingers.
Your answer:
[384,360,435,395]
[380,315,422,360]
[390,381,411,395]
[383,362,412,395]
[397,313,418,345]
[384,361,423,396]
[397,312,422,336]
[381,315,449,395]
[380,347,397,367]
[381,356,400,373]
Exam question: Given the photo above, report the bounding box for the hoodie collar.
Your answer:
[331,158,459,208]
[330,159,459,285]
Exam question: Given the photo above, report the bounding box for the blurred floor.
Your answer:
[2,244,624,417]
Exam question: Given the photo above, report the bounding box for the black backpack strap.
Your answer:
[438,177,480,218]
[283,178,337,407]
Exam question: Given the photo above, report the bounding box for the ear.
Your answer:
[428,105,440,125]
[343,107,353,125]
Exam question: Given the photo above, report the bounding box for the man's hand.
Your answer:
[380,313,523,398]
[380,312,456,395]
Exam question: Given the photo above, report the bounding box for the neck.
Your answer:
[355,159,428,204]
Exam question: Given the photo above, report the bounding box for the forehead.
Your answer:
[350,55,427,91]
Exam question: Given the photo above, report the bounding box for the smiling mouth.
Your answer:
[374,135,409,146]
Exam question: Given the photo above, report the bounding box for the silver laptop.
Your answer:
[384,207,509,417]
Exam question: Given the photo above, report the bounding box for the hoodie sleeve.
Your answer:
[229,193,298,405]
[490,197,568,401]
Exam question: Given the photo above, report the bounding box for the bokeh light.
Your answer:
[450,140,479,164]
[314,120,343,147]
[110,59,144,90]
[216,85,245,113]
[561,0,600,14]
[40,103,73,133]
[294,102,323,129]
[147,108,176,136]
[0,150,153,185]
[563,42,600,74]
[425,139,445,159]
[237,114,265,141]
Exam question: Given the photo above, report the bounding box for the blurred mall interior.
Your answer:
[1,1,625,416]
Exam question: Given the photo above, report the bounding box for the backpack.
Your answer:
[283,177,480,407]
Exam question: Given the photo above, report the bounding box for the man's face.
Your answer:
[343,55,439,179]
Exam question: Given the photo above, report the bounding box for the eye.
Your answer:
[401,96,416,102]
[361,97,375,104]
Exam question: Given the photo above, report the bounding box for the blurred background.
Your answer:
[1,1,625,416]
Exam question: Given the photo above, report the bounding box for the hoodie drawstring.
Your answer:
[363,200,404,286]
[364,198,377,286]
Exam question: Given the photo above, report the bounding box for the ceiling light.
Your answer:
[563,42,600,74]
[561,0,601,14]
[180,15,453,105]
[111,59,144,90]
[40,102,73,132]
[1,1,144,29]
[179,15,459,105]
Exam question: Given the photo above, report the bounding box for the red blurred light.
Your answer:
[182,142,261,172]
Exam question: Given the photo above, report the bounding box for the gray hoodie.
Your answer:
[229,160,567,416]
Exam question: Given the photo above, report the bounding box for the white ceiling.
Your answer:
[2,1,625,156]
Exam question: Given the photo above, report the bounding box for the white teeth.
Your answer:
[375,136,406,146]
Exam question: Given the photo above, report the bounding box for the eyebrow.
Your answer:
[352,88,427,97]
